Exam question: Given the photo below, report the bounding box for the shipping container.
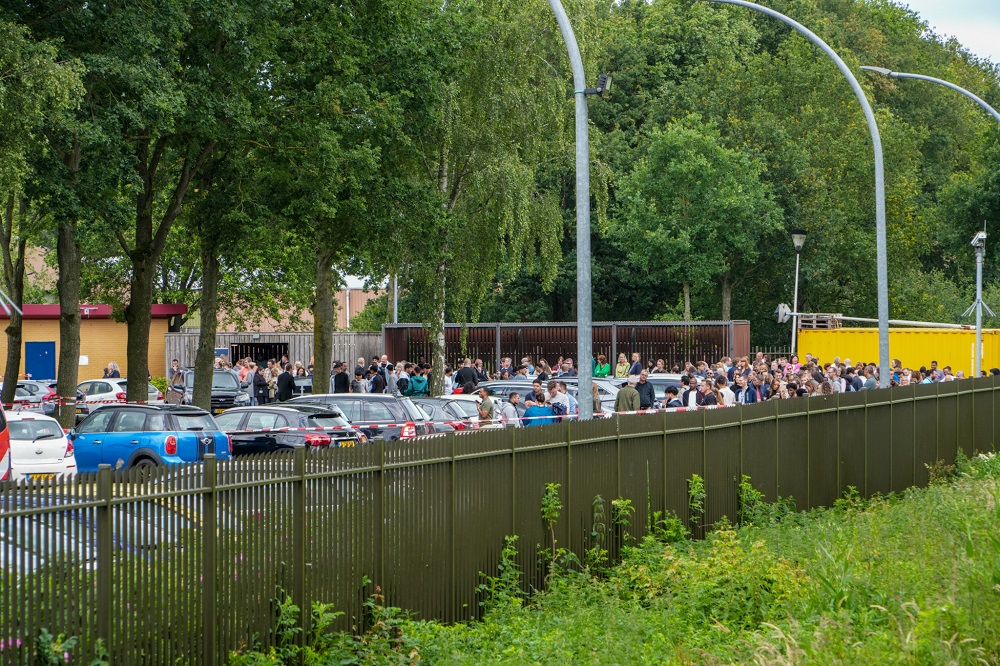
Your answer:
[797,327,1000,377]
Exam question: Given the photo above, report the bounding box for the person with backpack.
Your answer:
[404,366,429,397]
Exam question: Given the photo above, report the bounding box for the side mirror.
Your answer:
[68,429,77,439]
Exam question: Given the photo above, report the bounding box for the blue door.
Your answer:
[25,341,56,380]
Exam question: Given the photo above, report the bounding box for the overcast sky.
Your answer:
[896,0,1000,63]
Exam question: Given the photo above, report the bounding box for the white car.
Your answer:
[76,378,164,420]
[6,412,77,481]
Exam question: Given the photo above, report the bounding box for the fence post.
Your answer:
[96,464,113,648]
[291,446,309,643]
[202,454,217,666]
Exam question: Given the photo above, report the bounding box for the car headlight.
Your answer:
[235,392,251,405]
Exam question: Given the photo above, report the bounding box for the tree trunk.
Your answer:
[124,255,156,401]
[1,195,26,406]
[56,219,82,428]
[683,282,691,321]
[721,273,732,321]
[387,271,396,325]
[192,236,219,409]
[429,261,447,396]
[313,245,335,392]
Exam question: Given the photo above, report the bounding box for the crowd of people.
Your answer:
[167,349,991,417]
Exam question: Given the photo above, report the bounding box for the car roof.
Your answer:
[91,404,210,415]
[226,404,344,416]
[5,412,61,423]
[297,393,396,401]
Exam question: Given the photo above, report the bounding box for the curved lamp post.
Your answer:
[862,66,1000,377]
[701,0,891,387]
[860,67,1000,123]
[546,0,594,418]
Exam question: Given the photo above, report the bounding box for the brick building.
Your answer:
[0,304,187,381]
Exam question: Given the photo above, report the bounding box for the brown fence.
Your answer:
[383,321,751,373]
[2,377,998,664]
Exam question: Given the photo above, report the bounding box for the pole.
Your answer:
[392,274,398,324]
[860,67,1000,123]
[703,0,890,387]
[976,244,984,377]
[547,0,593,419]
[791,252,801,355]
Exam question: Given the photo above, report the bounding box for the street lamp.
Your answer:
[701,0,891,387]
[963,230,994,378]
[790,229,807,355]
[860,67,1000,123]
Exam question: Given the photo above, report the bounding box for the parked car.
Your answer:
[288,393,430,440]
[6,412,76,481]
[75,378,164,421]
[411,398,479,431]
[70,405,231,472]
[6,380,59,415]
[478,377,621,413]
[1,385,39,412]
[176,369,252,414]
[214,404,366,455]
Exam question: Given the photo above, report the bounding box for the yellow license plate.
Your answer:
[215,408,225,414]
[76,407,85,414]
[27,474,55,480]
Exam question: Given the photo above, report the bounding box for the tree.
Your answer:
[612,118,782,320]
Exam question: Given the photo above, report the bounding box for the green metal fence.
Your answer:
[2,376,998,664]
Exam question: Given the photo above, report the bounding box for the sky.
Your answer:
[896,0,1000,64]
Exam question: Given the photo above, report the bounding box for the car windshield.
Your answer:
[9,420,62,441]
[307,414,352,428]
[184,373,240,390]
[174,413,218,431]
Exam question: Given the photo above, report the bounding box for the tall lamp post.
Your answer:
[861,66,1000,378]
[546,0,610,419]
[790,229,807,355]
[701,0,891,387]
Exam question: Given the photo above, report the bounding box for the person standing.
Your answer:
[682,376,701,408]
[614,353,629,379]
[350,369,367,394]
[455,358,478,389]
[477,387,495,424]
[593,355,611,378]
[716,376,736,406]
[614,376,641,412]
[635,371,655,410]
[276,364,295,402]
[332,363,351,394]
[628,353,643,377]
[498,393,521,427]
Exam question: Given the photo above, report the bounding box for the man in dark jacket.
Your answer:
[370,364,387,394]
[681,375,702,408]
[455,358,478,388]
[734,374,758,404]
[276,364,295,402]
[635,370,656,410]
[332,362,351,393]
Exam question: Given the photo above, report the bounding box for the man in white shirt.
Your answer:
[716,375,736,406]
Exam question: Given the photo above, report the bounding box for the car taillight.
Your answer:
[165,435,177,455]
[157,391,164,400]
[115,392,127,403]
[451,421,466,431]
[304,433,331,447]
[64,438,74,457]
[43,393,58,403]
[225,435,231,455]
[400,423,417,439]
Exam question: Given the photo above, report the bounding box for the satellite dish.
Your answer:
[774,303,792,324]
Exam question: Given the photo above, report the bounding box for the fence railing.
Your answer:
[2,376,998,664]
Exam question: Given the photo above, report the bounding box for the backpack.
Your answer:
[396,376,409,394]
[551,400,568,417]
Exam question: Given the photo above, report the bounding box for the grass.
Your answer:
[228,452,1000,665]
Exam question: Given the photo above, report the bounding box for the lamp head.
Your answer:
[790,229,807,253]
[860,66,894,77]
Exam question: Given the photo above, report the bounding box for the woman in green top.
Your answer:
[593,354,611,378]
[614,353,630,379]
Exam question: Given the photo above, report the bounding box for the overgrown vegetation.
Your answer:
[224,451,1000,665]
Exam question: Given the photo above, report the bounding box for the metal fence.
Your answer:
[2,376,998,664]
[383,321,751,373]
[163,332,383,376]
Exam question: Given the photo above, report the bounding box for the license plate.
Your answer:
[27,474,55,480]
[215,408,225,414]
[76,407,85,414]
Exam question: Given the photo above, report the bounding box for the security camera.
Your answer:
[971,231,987,247]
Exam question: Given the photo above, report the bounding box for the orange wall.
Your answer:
[0,318,170,380]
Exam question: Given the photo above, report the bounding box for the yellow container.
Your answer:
[797,328,1000,377]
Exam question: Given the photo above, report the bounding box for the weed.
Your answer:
[688,473,706,534]
[34,628,77,666]
[476,535,524,612]
[649,509,688,544]
[611,497,635,546]
[737,475,766,526]
[926,458,956,484]
[585,495,609,570]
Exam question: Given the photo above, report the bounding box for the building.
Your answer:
[0,304,187,380]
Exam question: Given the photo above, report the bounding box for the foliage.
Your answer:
[687,473,706,534]
[476,535,525,613]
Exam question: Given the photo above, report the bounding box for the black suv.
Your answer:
[176,369,252,414]
[215,404,366,455]
[288,394,431,440]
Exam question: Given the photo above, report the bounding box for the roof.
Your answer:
[0,304,187,320]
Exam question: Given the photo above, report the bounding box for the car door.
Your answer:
[362,400,397,440]
[102,410,149,467]
[71,410,115,472]
[240,412,291,454]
